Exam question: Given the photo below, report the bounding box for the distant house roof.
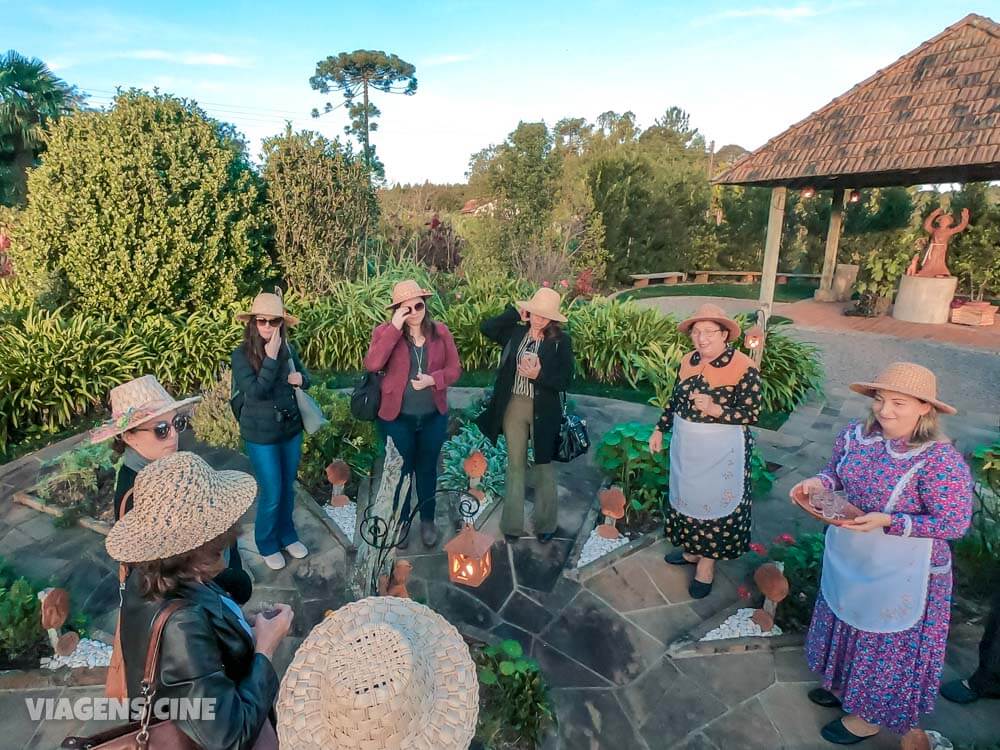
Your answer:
[460,199,479,214]
[714,14,1000,189]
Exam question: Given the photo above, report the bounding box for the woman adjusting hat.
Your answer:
[791,362,972,744]
[650,303,762,599]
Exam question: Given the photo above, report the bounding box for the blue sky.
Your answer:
[6,1,1000,184]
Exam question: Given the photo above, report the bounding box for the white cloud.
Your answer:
[119,50,252,67]
[692,2,865,26]
[421,53,473,67]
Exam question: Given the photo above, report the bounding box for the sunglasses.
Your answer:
[255,317,283,327]
[397,301,425,313]
[132,414,190,440]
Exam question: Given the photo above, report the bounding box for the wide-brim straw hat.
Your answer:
[387,279,434,309]
[849,362,956,415]
[105,452,256,563]
[90,375,201,444]
[237,292,300,326]
[277,597,478,750]
[516,287,568,323]
[678,302,741,341]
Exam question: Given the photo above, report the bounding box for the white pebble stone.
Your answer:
[576,529,629,568]
[324,504,357,543]
[701,608,783,641]
[42,638,113,670]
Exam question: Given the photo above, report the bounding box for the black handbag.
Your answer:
[350,370,384,421]
[554,392,589,463]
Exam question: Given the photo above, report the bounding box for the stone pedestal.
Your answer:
[892,275,958,324]
[814,263,858,302]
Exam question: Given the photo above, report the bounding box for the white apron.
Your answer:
[669,415,745,520]
[820,460,934,633]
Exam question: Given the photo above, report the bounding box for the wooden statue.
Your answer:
[918,207,969,278]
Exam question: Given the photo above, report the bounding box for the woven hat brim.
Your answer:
[90,395,202,444]
[277,598,478,750]
[105,470,256,562]
[236,311,300,326]
[849,382,957,415]
[678,314,741,341]
[515,299,568,323]
[386,289,434,309]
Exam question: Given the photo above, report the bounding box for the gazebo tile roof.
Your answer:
[714,13,1000,188]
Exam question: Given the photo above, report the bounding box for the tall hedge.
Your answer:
[11,91,270,317]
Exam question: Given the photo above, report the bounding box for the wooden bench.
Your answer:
[776,273,821,285]
[629,271,686,288]
[690,270,762,284]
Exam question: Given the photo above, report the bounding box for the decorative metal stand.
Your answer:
[352,438,483,597]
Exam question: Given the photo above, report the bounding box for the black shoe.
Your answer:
[536,532,555,543]
[820,718,878,745]
[689,578,713,599]
[396,527,411,550]
[503,534,519,544]
[664,548,696,566]
[808,687,842,708]
[420,520,439,547]
[940,679,979,705]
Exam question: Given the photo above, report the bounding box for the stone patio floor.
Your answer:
[1,386,998,748]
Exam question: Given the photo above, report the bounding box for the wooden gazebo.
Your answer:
[714,13,1000,318]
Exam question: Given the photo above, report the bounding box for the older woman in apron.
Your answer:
[649,303,761,599]
[790,363,973,744]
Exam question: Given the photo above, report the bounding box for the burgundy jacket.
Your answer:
[362,322,462,420]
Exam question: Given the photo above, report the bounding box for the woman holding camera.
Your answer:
[232,292,311,571]
[477,288,574,543]
[362,279,462,548]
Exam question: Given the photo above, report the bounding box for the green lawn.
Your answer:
[618,281,818,303]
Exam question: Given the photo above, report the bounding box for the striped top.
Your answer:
[512,335,541,398]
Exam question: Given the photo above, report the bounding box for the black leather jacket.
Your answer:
[121,573,277,750]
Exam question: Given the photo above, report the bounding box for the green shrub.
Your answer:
[594,422,670,527]
[299,385,379,498]
[956,438,1000,568]
[0,577,45,661]
[11,90,270,317]
[751,533,825,632]
[750,320,824,415]
[191,368,242,452]
[36,440,116,526]
[439,424,510,500]
[476,639,554,748]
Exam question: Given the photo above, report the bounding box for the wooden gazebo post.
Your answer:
[757,187,787,323]
[816,189,849,301]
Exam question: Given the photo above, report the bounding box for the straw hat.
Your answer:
[105,452,256,563]
[678,302,741,341]
[516,287,568,323]
[850,362,956,415]
[387,279,434,309]
[237,292,300,327]
[90,375,201,444]
[277,597,478,750]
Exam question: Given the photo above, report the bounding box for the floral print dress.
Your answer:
[655,347,762,560]
[806,422,973,734]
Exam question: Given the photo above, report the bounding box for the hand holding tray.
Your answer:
[791,486,863,527]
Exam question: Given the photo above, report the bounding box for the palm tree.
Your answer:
[0,51,81,206]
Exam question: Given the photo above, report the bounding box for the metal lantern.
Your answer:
[848,189,861,203]
[801,186,817,199]
[444,523,494,588]
[744,324,765,351]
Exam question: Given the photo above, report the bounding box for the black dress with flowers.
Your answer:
[655,346,762,560]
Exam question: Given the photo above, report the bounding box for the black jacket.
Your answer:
[230,343,311,445]
[476,305,574,464]
[121,574,277,750]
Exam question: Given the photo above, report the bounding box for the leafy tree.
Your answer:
[310,50,417,179]
[950,182,1000,300]
[0,51,81,206]
[11,90,269,317]
[262,126,378,294]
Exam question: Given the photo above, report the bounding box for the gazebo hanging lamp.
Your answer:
[848,189,861,204]
[801,186,817,199]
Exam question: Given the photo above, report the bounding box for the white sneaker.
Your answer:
[263,552,286,570]
[284,542,308,559]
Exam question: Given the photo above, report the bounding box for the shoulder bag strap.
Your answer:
[133,599,189,741]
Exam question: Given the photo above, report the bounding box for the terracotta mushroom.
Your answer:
[467,487,485,502]
[900,729,931,750]
[56,631,80,657]
[463,451,487,487]
[597,487,626,539]
[39,588,71,652]
[325,460,351,506]
[752,563,790,632]
[377,559,413,599]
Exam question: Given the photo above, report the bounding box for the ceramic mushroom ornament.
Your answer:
[325,460,351,507]
[39,588,79,656]
[463,450,488,501]
[597,487,626,539]
[750,563,790,632]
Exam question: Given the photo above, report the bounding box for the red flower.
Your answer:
[737,584,752,600]
[559,279,569,288]
[542,280,551,288]
[748,542,767,556]
[774,533,796,545]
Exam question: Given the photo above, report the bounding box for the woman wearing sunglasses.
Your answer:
[90,375,252,604]
[233,292,312,571]
[362,279,461,548]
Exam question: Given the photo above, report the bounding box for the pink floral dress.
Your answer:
[805,422,973,734]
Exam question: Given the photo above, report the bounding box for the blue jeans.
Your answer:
[377,411,448,522]
[246,432,303,556]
